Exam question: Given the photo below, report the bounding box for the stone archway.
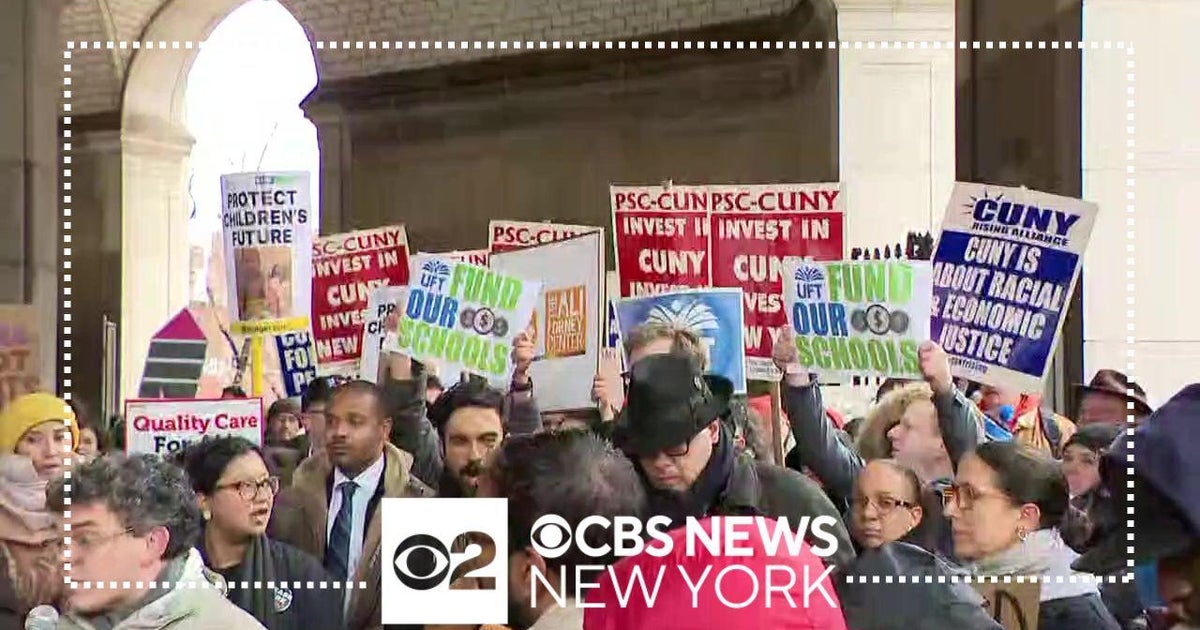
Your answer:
[119,0,314,400]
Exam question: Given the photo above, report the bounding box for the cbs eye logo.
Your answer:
[392,531,498,591]
[528,515,574,559]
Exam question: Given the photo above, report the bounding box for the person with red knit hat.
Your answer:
[583,516,847,630]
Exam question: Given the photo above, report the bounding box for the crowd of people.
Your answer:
[0,322,1195,630]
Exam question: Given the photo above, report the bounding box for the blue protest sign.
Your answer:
[275,332,317,397]
[614,288,747,394]
[930,183,1097,393]
[605,300,620,349]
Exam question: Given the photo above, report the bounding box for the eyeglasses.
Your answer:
[215,477,280,501]
[942,484,1011,511]
[75,527,135,553]
[852,495,918,514]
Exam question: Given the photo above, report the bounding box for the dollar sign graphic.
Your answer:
[872,308,888,331]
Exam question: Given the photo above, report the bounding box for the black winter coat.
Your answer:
[198,535,344,630]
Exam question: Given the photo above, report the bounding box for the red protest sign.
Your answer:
[311,225,410,374]
[489,220,599,254]
[432,249,491,266]
[611,184,844,380]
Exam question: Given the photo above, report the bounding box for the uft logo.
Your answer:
[381,498,509,625]
[419,258,452,292]
[794,265,825,301]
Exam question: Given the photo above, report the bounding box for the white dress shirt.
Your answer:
[327,454,385,584]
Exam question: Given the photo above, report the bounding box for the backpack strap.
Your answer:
[1040,407,1063,458]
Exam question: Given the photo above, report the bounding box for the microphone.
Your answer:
[25,605,59,630]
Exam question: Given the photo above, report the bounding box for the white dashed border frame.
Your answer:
[59,40,1136,591]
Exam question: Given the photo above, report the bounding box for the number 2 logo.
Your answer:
[392,531,497,591]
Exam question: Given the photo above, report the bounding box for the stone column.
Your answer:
[304,101,351,234]
[0,0,70,391]
[119,128,194,402]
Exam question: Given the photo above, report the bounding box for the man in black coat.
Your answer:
[614,353,856,569]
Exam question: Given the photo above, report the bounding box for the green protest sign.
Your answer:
[386,255,540,382]
[782,259,933,379]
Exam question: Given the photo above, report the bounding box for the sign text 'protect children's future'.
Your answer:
[220,171,313,336]
[784,259,933,379]
[387,255,541,383]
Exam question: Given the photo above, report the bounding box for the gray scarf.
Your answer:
[971,528,1099,601]
[78,555,186,630]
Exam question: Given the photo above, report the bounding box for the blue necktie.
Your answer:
[325,480,358,581]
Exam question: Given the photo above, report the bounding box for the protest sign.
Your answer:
[930,183,1097,392]
[387,255,541,384]
[611,183,845,381]
[359,286,408,384]
[604,271,620,349]
[783,260,933,380]
[614,288,747,394]
[275,332,317,397]
[973,582,1041,630]
[491,232,604,411]
[220,171,313,336]
[428,249,490,267]
[312,225,411,375]
[124,398,263,455]
[0,306,39,409]
[488,220,599,253]
[137,309,207,399]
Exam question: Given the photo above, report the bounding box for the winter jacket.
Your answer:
[57,549,265,630]
[197,534,342,630]
[0,563,20,629]
[1011,403,1076,458]
[972,529,1120,630]
[837,542,1003,630]
[584,516,848,630]
[269,442,434,630]
[714,454,857,570]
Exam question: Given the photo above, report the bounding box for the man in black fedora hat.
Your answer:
[615,352,855,569]
[1075,368,1154,427]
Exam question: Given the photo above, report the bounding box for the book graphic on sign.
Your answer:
[138,309,207,399]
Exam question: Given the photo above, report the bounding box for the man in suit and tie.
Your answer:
[271,380,434,629]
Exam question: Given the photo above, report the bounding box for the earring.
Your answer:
[1017,527,1028,542]
[202,509,211,521]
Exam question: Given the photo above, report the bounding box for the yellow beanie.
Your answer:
[0,392,79,454]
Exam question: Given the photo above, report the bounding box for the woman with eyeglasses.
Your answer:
[850,459,940,551]
[178,436,344,630]
[945,441,1121,630]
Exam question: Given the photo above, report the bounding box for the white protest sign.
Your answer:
[220,171,314,335]
[489,220,600,253]
[360,285,409,384]
[783,259,933,380]
[931,183,1098,392]
[490,231,604,411]
[386,255,541,384]
[124,398,264,456]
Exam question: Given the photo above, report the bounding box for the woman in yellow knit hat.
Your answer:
[0,392,77,625]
